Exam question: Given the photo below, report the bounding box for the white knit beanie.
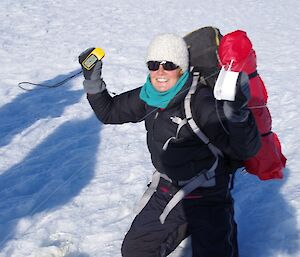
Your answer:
[146,33,189,73]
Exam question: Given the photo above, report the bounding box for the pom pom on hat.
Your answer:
[146,33,189,73]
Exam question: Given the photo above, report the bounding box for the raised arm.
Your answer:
[79,48,146,124]
[87,88,146,124]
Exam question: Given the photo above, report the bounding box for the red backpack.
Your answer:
[184,27,286,180]
[217,30,286,180]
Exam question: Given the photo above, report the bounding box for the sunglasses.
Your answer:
[147,61,179,71]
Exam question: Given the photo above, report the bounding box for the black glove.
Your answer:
[223,72,250,122]
[79,48,106,94]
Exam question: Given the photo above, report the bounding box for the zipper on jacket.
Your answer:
[152,111,160,140]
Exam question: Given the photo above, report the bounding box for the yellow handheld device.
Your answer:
[82,48,105,70]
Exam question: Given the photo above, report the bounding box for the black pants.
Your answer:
[121,178,239,257]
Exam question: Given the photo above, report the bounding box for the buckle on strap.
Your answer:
[204,168,215,180]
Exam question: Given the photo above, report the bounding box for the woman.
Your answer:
[79,33,260,257]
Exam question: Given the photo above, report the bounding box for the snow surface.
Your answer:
[0,0,299,256]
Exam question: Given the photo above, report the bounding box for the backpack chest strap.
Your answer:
[162,117,188,151]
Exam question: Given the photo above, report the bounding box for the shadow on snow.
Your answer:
[0,70,82,147]
[0,70,101,252]
[233,168,299,257]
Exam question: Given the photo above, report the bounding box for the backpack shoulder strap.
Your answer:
[184,72,223,157]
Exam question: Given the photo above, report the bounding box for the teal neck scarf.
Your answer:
[139,71,189,108]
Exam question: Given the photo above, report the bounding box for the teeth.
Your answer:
[156,78,168,82]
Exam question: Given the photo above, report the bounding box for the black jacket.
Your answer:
[87,74,260,186]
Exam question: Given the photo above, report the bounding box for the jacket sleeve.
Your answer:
[224,113,261,160]
[193,87,261,161]
[87,87,146,124]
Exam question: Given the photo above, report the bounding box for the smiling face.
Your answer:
[149,65,182,92]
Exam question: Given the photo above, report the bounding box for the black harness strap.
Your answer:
[248,70,258,80]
